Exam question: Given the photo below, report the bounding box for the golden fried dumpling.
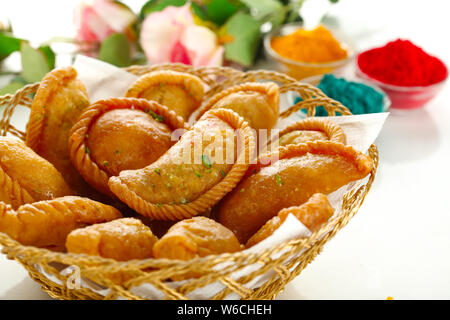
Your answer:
[195,82,279,130]
[279,131,327,145]
[125,70,205,121]
[108,108,255,221]
[0,196,122,249]
[139,210,212,239]
[89,109,172,174]
[0,137,72,209]
[25,66,91,195]
[66,218,158,261]
[69,98,188,196]
[245,193,334,248]
[153,216,241,260]
[277,118,346,146]
[219,141,373,243]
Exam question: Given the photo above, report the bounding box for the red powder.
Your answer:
[357,39,448,87]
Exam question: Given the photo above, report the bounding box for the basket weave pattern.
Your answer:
[0,64,378,300]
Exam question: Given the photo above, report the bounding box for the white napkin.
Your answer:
[73,55,138,102]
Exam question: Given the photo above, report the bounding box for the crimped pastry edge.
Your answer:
[69,97,189,197]
[277,117,347,145]
[194,82,280,122]
[245,193,333,248]
[253,140,374,178]
[0,164,35,209]
[25,66,80,152]
[108,108,256,221]
[125,70,205,102]
[0,195,122,246]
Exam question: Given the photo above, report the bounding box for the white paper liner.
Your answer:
[73,55,138,102]
[35,55,387,300]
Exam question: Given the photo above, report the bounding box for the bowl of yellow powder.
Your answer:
[264,23,354,80]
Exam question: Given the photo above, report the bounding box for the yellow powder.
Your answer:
[271,25,348,63]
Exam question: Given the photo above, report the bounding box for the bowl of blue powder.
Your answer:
[290,73,390,116]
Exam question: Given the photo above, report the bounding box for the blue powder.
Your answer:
[294,74,385,116]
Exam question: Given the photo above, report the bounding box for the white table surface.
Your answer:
[1,0,450,300]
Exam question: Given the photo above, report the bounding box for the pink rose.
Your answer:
[74,0,136,45]
[140,4,224,67]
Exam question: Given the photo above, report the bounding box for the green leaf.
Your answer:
[0,81,26,96]
[207,0,238,26]
[98,33,131,67]
[139,0,186,19]
[113,1,134,12]
[131,52,149,65]
[21,42,52,83]
[0,33,23,61]
[240,0,286,28]
[224,12,262,66]
[286,0,305,23]
[139,0,156,19]
[38,45,56,70]
[191,2,208,21]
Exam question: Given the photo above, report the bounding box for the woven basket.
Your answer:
[0,64,378,300]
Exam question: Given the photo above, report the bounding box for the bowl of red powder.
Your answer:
[356,39,448,110]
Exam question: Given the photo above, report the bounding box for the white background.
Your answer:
[0,0,449,300]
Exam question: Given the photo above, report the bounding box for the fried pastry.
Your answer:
[195,82,280,130]
[108,108,255,220]
[66,218,158,261]
[153,216,241,261]
[0,137,72,209]
[25,66,91,195]
[245,193,334,248]
[125,70,205,121]
[139,209,213,238]
[276,118,346,146]
[219,141,373,243]
[0,196,122,249]
[69,98,188,196]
